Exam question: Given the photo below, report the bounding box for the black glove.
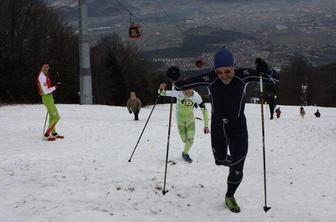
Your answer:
[129,110,132,114]
[166,66,180,81]
[255,58,269,74]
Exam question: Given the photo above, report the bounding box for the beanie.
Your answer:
[214,48,234,69]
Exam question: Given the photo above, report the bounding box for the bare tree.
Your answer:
[0,0,79,103]
[91,33,163,106]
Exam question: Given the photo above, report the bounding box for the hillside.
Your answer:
[1,104,336,221]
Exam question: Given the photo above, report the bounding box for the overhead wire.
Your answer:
[107,0,161,66]
[150,0,227,71]
[113,0,163,54]
[152,0,185,35]
[115,0,133,15]
[113,0,213,70]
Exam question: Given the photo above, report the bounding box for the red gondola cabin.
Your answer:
[129,24,142,39]
[195,59,204,68]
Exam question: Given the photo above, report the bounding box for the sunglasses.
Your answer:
[215,69,232,75]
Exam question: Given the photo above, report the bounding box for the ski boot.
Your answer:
[225,196,240,213]
[52,133,64,139]
[182,152,192,163]
[43,134,56,141]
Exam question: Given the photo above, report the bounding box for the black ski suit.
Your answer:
[174,68,279,196]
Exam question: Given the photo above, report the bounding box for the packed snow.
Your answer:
[0,103,335,222]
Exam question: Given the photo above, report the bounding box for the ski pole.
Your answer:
[128,93,161,162]
[42,111,48,136]
[161,66,180,194]
[56,71,62,89]
[56,72,61,83]
[162,88,174,195]
[265,101,270,119]
[260,75,271,212]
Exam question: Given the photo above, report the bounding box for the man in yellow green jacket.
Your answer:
[159,83,209,163]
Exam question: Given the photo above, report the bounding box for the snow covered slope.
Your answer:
[0,104,335,222]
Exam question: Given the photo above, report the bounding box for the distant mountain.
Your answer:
[47,0,336,66]
[143,27,253,58]
[47,0,321,21]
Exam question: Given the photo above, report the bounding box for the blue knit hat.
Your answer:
[214,48,234,69]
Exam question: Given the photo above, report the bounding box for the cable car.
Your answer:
[128,13,141,39]
[195,58,204,68]
[129,24,141,39]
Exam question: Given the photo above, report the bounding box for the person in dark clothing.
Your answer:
[314,109,321,118]
[265,92,276,119]
[173,48,279,213]
[300,106,305,118]
[126,92,142,121]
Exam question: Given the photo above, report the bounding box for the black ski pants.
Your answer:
[269,103,276,119]
[133,110,140,121]
[211,117,248,196]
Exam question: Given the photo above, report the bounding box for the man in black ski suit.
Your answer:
[173,48,279,213]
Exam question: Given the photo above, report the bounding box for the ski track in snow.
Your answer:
[0,104,336,222]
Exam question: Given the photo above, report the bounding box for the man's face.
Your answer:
[41,64,49,74]
[183,89,193,97]
[130,92,136,98]
[215,66,235,81]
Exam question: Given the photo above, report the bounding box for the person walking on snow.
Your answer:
[314,109,321,118]
[158,85,210,163]
[127,92,142,121]
[36,63,63,141]
[172,47,279,213]
[300,106,305,118]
